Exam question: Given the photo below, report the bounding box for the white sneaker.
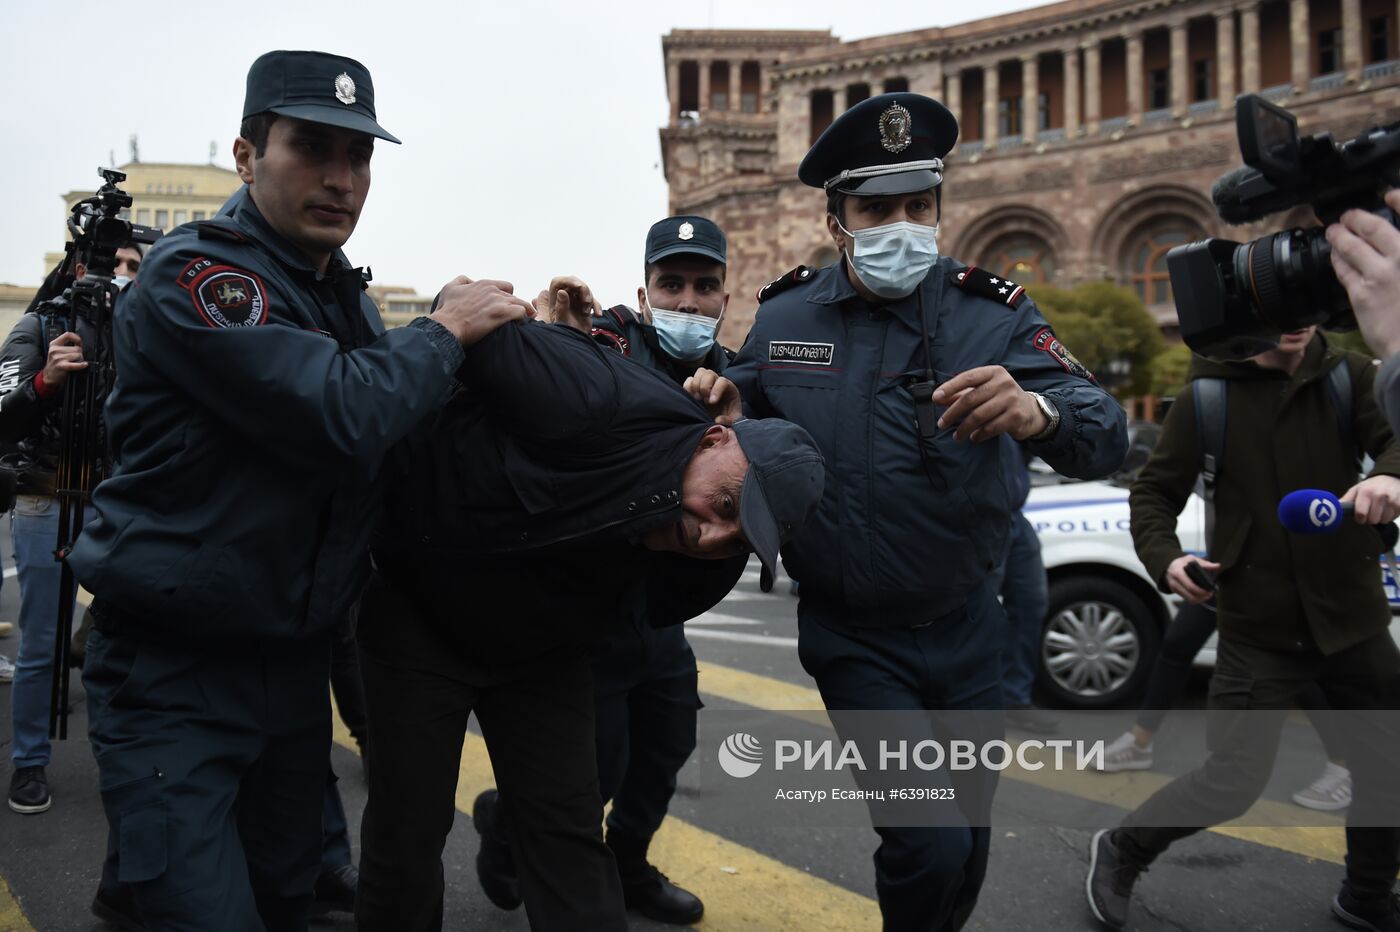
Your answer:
[1292,762,1351,811]
[0,654,14,683]
[1096,731,1153,772]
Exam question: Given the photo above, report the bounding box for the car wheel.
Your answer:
[1038,576,1161,709]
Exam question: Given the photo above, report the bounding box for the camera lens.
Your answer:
[1233,226,1347,333]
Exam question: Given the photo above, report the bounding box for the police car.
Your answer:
[1024,432,1400,709]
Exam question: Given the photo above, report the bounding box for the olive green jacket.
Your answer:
[1130,335,1400,655]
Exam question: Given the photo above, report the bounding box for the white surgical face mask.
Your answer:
[111,275,132,292]
[836,218,939,299]
[644,295,724,362]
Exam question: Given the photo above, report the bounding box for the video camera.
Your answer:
[1168,94,1400,359]
[41,169,159,740]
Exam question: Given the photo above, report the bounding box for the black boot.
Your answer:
[472,790,522,910]
[91,883,148,932]
[607,830,704,925]
[311,863,358,918]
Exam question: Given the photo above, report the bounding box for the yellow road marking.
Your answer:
[330,707,880,930]
[0,872,36,932]
[694,660,1348,866]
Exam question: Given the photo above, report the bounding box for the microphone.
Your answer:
[1210,166,1263,225]
[1277,488,1400,551]
[1277,489,1349,534]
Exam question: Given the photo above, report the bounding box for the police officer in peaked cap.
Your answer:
[70,49,532,929]
[686,92,1129,931]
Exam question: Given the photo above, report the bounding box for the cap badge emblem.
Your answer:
[879,102,913,153]
[678,222,695,241]
[334,73,357,105]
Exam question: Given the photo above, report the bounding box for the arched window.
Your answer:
[1125,222,1201,306]
[984,234,1056,284]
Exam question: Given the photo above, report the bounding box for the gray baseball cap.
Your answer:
[731,419,825,576]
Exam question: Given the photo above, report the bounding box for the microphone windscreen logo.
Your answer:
[1309,497,1339,528]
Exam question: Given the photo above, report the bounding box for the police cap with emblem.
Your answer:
[244,50,401,145]
[798,92,957,196]
[645,215,727,267]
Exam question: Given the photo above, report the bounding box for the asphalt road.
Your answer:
[0,547,1367,932]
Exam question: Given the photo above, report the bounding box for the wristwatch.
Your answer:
[1025,392,1061,442]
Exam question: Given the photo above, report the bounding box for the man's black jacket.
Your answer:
[374,319,746,666]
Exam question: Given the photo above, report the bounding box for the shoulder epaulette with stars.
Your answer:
[949,265,1028,309]
[756,265,815,304]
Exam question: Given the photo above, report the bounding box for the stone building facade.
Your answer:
[660,0,1400,348]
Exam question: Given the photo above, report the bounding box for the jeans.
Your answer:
[10,495,75,769]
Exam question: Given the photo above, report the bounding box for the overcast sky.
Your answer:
[3,0,1043,308]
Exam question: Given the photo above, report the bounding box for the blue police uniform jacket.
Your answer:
[66,187,464,640]
[726,257,1128,627]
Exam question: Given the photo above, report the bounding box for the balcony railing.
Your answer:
[1144,107,1173,124]
[999,134,1026,150]
[1187,99,1219,117]
[1363,59,1400,80]
[958,140,985,155]
[1099,115,1131,134]
[1260,83,1292,102]
[1037,127,1067,143]
[1310,72,1346,92]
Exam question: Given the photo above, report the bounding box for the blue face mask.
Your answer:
[837,219,939,299]
[647,302,723,362]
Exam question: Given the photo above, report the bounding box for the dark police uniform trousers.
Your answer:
[797,584,1006,932]
[592,615,701,842]
[84,619,331,931]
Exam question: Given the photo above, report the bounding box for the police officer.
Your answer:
[68,49,532,929]
[687,92,1128,931]
[473,216,731,924]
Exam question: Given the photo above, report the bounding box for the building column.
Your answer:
[923,59,945,101]
[1290,0,1310,89]
[1241,3,1262,91]
[983,61,1000,149]
[945,69,962,151]
[729,61,740,110]
[1343,0,1363,80]
[1063,46,1081,136]
[667,59,680,121]
[698,60,711,118]
[1022,53,1039,141]
[1126,30,1144,124]
[1216,10,1237,105]
[1084,40,1102,133]
[1170,19,1189,116]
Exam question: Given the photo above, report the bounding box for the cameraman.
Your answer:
[0,243,141,815]
[1329,188,1400,435]
[1086,326,1400,930]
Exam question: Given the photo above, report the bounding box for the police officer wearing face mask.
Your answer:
[686,93,1129,932]
[474,216,731,925]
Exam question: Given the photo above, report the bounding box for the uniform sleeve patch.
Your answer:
[189,265,269,328]
[950,265,1028,309]
[176,257,216,290]
[1032,327,1095,382]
